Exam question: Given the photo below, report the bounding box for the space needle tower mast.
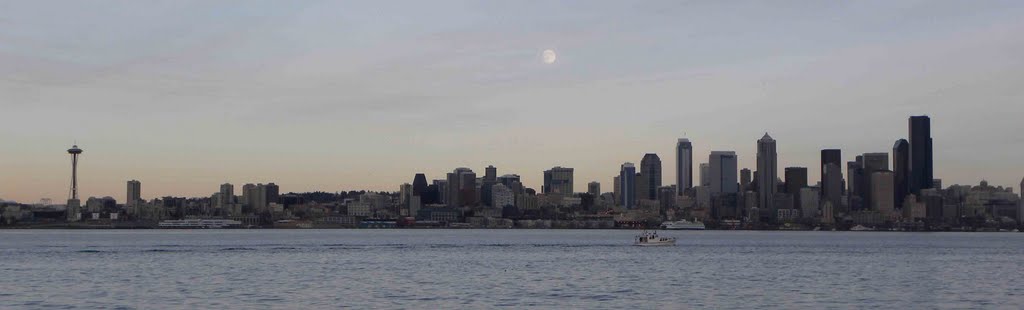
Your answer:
[68,144,83,201]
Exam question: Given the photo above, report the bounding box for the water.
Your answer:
[1,230,1022,309]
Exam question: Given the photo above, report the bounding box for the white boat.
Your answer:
[158,219,242,229]
[660,219,706,230]
[849,225,872,231]
[634,231,676,246]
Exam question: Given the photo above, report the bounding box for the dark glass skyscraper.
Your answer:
[785,167,808,210]
[820,149,841,187]
[640,153,662,200]
[892,139,910,208]
[619,163,637,209]
[412,173,428,197]
[909,116,934,194]
[675,139,693,195]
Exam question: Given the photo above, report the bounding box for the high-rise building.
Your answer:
[870,170,895,217]
[676,138,693,195]
[785,167,808,209]
[399,183,413,206]
[699,163,710,187]
[433,180,448,205]
[800,187,820,219]
[892,139,910,209]
[265,183,280,205]
[909,116,934,195]
[219,183,234,207]
[588,182,601,196]
[619,163,637,209]
[820,149,842,187]
[1019,177,1024,225]
[126,180,141,208]
[543,166,574,195]
[640,154,662,200]
[861,152,889,208]
[446,168,477,207]
[484,165,497,183]
[613,175,621,203]
[412,174,429,198]
[709,151,738,194]
[491,183,514,209]
[822,163,843,213]
[756,133,777,211]
[242,184,256,208]
[740,168,752,192]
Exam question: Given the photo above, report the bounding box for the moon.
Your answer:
[542,49,557,64]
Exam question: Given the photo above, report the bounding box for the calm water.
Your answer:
[1,230,1022,309]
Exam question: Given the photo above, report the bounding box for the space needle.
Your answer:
[67,144,83,221]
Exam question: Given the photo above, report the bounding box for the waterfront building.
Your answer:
[757,133,777,211]
[909,115,934,195]
[619,163,637,209]
[543,166,574,195]
[709,151,738,195]
[640,154,662,200]
[676,138,693,195]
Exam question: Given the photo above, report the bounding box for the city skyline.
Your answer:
[3,1,1024,202]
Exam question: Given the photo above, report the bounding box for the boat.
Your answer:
[849,225,872,231]
[660,219,706,230]
[157,219,242,229]
[634,230,676,246]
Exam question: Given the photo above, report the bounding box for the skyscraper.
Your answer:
[484,165,497,183]
[412,173,429,198]
[699,163,710,187]
[709,151,738,194]
[676,138,693,195]
[543,166,574,195]
[740,168,751,192]
[784,167,808,209]
[822,163,843,213]
[820,149,841,189]
[242,184,256,208]
[870,170,895,217]
[447,168,477,207]
[861,152,889,208]
[588,181,601,196]
[756,133,777,211]
[219,183,234,207]
[619,163,636,209]
[909,115,934,195]
[892,139,910,209]
[126,180,141,208]
[640,154,662,200]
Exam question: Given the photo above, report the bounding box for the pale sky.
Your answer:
[2,1,1023,203]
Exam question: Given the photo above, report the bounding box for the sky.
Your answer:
[2,0,1023,203]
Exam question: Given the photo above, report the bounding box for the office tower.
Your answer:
[543,167,574,195]
[699,163,710,187]
[909,116,934,195]
[242,184,256,208]
[484,165,497,183]
[446,168,477,207]
[870,170,895,216]
[822,163,843,213]
[757,133,777,211]
[491,184,514,209]
[676,138,693,195]
[497,174,523,196]
[619,163,637,209]
[658,186,676,209]
[588,182,601,196]
[892,139,910,209]
[740,168,752,192]
[861,153,889,207]
[1019,177,1024,225]
[219,183,234,207]
[800,187,819,218]
[433,180,448,205]
[126,180,141,208]
[412,174,429,197]
[785,167,808,209]
[399,183,413,206]
[265,183,280,205]
[821,201,835,224]
[613,175,621,203]
[709,151,738,194]
[640,154,662,200]
[820,149,842,187]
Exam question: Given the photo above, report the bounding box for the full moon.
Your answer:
[542,49,557,64]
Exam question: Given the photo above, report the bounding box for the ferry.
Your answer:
[634,231,676,246]
[660,219,706,230]
[158,219,242,229]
